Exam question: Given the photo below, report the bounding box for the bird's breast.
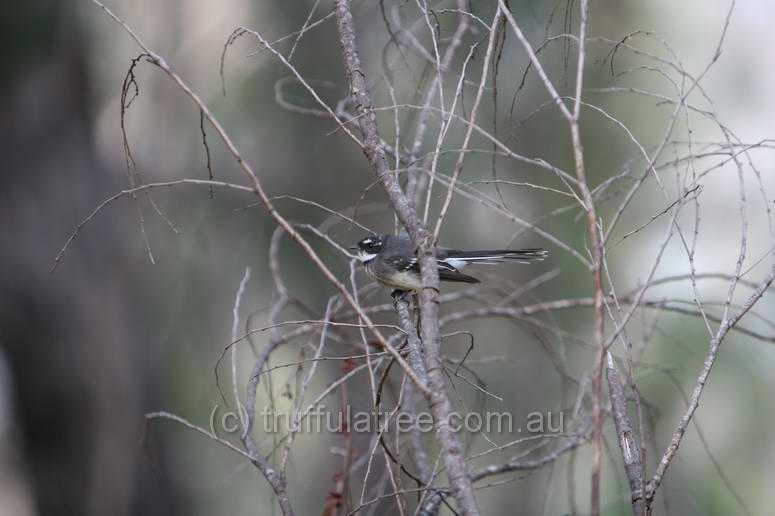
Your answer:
[365,263,421,291]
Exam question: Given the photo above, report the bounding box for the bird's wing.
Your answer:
[438,268,480,284]
[400,257,480,284]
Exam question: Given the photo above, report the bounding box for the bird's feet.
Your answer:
[391,289,410,309]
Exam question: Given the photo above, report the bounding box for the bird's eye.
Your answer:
[360,236,383,251]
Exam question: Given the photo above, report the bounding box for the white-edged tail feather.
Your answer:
[441,248,547,269]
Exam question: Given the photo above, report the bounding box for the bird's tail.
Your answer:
[445,248,548,265]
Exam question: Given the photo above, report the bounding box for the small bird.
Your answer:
[350,234,547,291]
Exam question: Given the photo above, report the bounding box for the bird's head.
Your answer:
[349,235,384,263]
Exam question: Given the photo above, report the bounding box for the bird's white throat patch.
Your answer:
[358,252,378,263]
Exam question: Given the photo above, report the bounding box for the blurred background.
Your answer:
[2,0,774,515]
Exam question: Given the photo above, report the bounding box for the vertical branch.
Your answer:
[333,2,480,514]
[499,1,605,513]
[394,297,428,382]
[606,353,645,515]
[230,267,251,430]
[563,4,607,512]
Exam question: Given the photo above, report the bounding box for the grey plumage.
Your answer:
[350,234,547,291]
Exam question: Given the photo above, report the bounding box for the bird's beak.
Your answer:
[348,245,359,251]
